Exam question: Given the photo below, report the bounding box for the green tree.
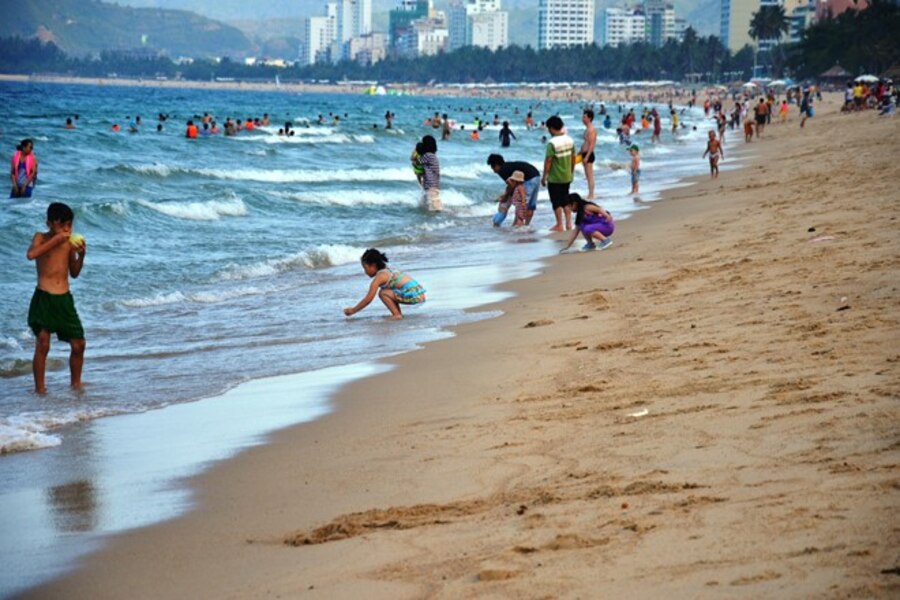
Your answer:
[748,4,791,43]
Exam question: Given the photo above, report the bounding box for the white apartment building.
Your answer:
[469,10,508,50]
[346,32,388,64]
[448,0,508,52]
[538,0,594,49]
[331,0,374,63]
[602,7,646,47]
[398,12,449,57]
[300,7,337,66]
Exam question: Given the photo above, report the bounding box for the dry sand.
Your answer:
[24,96,899,598]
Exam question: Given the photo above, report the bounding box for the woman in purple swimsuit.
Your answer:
[559,193,614,252]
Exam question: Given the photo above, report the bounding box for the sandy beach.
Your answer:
[23,95,899,598]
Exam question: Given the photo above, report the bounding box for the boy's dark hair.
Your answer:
[47,202,74,224]
[487,154,505,168]
[502,120,509,127]
[546,115,564,132]
[415,142,425,153]
[583,108,594,121]
[421,135,438,154]
[361,248,388,270]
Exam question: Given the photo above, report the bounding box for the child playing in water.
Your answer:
[629,144,641,195]
[559,193,614,252]
[10,139,38,198]
[411,142,425,188]
[344,249,425,320]
[26,202,87,393]
[492,170,528,228]
[702,130,724,178]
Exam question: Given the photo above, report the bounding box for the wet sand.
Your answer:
[24,95,900,598]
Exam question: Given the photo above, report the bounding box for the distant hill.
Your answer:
[0,0,253,57]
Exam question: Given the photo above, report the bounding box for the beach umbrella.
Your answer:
[854,74,879,83]
[742,81,758,88]
[769,79,787,87]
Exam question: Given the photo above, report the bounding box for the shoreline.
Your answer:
[21,94,900,597]
[0,73,684,102]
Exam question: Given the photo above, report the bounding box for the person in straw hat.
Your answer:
[492,170,528,228]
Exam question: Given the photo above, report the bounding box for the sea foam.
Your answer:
[216,243,363,282]
[136,197,248,221]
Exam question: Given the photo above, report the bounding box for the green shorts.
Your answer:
[28,288,85,341]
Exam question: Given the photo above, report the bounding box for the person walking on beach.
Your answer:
[541,116,575,232]
[26,202,87,393]
[417,135,442,212]
[487,154,540,226]
[703,130,724,179]
[580,109,598,199]
[800,87,813,128]
[754,99,768,139]
[498,121,516,147]
[10,139,38,198]
[344,249,425,321]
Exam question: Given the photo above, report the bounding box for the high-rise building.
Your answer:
[390,0,432,48]
[448,0,508,52]
[602,7,647,47]
[644,0,677,46]
[538,0,594,49]
[346,32,388,64]
[331,0,375,63]
[397,11,449,57]
[300,3,338,65]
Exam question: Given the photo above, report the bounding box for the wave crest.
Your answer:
[136,197,248,221]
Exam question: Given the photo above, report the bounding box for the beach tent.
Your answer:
[880,65,900,81]
[854,74,879,83]
[820,65,851,80]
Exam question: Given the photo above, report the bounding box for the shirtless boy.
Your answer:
[702,130,724,179]
[580,109,598,199]
[26,202,87,393]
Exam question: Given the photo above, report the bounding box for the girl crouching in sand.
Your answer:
[344,249,426,320]
[559,193,614,252]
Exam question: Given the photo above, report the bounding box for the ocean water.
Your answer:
[0,81,719,595]
[0,81,713,455]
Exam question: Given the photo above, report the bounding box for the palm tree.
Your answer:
[748,4,791,77]
[748,5,791,44]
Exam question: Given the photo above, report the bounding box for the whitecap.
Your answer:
[216,244,363,282]
[136,197,248,221]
